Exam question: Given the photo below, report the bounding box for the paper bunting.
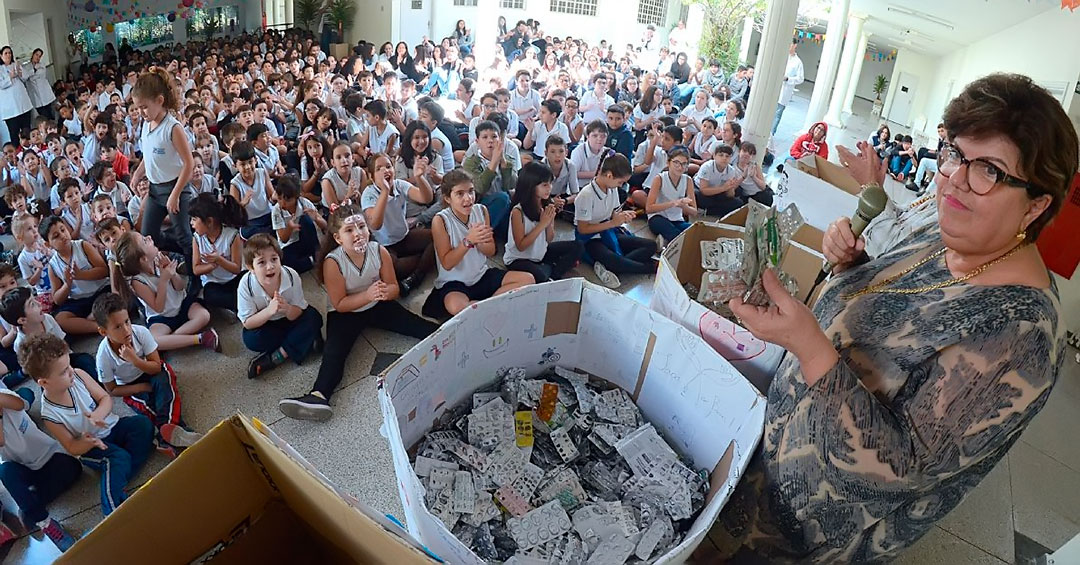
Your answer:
[1064,0,1079,10]
[793,30,826,44]
[865,48,898,62]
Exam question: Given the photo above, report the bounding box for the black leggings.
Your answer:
[202,276,241,312]
[507,240,584,283]
[586,235,656,275]
[312,302,439,399]
[4,111,32,142]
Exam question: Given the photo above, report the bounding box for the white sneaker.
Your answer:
[656,234,665,253]
[593,262,621,289]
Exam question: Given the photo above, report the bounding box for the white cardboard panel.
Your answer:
[377,279,766,565]
[781,166,859,232]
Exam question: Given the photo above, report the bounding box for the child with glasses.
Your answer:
[645,146,698,242]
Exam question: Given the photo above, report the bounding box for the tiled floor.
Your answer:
[1,86,1078,563]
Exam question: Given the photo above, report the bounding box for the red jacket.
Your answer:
[112,151,130,180]
[790,121,829,160]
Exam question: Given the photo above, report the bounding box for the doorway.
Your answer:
[888,71,919,127]
[399,0,430,45]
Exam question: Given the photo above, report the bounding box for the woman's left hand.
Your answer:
[729,269,839,383]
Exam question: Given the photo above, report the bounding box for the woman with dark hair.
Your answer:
[670,52,691,84]
[0,46,33,139]
[454,20,474,56]
[377,42,393,63]
[24,49,56,120]
[617,74,642,105]
[391,42,412,72]
[358,43,376,72]
[699,73,1078,563]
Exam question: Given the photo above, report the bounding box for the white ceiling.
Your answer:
[838,0,1057,55]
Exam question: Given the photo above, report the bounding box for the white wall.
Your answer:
[794,34,896,102]
[346,0,393,47]
[881,48,936,129]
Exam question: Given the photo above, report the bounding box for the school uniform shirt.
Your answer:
[393,154,445,187]
[195,227,241,285]
[569,143,608,178]
[579,90,615,124]
[633,141,668,189]
[13,314,65,360]
[649,173,690,222]
[430,126,456,171]
[61,203,96,242]
[360,179,414,246]
[62,117,83,138]
[692,132,718,159]
[463,140,523,173]
[695,160,740,189]
[270,197,318,247]
[49,241,107,299]
[510,88,541,120]
[142,114,185,184]
[367,123,399,155]
[573,181,620,240]
[95,325,158,388]
[97,89,120,112]
[23,168,49,202]
[92,182,132,211]
[18,245,52,295]
[127,194,144,226]
[321,167,366,208]
[632,105,662,129]
[0,386,65,470]
[530,120,570,158]
[346,115,368,140]
[680,105,713,135]
[81,133,103,166]
[434,204,490,289]
[735,162,763,196]
[550,160,580,198]
[237,265,308,322]
[255,146,282,172]
[133,267,187,318]
[325,243,382,312]
[504,204,549,264]
[231,169,273,220]
[1,163,19,186]
[188,172,218,196]
[41,374,119,440]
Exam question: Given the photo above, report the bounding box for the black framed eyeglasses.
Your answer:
[937,143,1033,195]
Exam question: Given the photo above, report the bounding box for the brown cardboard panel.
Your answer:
[813,156,862,195]
[631,332,657,402]
[206,501,353,564]
[60,418,272,564]
[705,441,736,505]
[544,300,582,337]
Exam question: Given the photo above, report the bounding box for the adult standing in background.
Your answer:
[24,49,57,120]
[66,35,83,80]
[773,39,804,135]
[0,46,34,142]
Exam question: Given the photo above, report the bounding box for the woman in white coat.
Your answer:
[24,48,56,120]
[0,45,34,141]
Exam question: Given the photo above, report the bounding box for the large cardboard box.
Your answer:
[650,218,826,391]
[784,155,861,232]
[60,414,437,564]
[378,279,766,564]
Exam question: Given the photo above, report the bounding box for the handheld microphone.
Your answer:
[817,183,889,281]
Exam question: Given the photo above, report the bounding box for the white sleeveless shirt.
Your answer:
[49,240,107,299]
[40,374,118,440]
[435,204,489,288]
[134,267,187,318]
[195,227,240,284]
[142,113,184,184]
[321,166,365,207]
[231,169,272,219]
[504,204,547,264]
[326,243,382,312]
[649,173,689,222]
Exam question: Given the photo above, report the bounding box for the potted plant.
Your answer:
[327,0,355,43]
[294,0,325,31]
[872,74,888,117]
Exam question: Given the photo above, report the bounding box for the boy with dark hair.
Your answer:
[270,175,324,273]
[100,137,129,181]
[247,123,286,178]
[888,135,917,182]
[694,144,743,217]
[0,287,98,380]
[462,119,516,234]
[630,123,682,204]
[91,292,201,452]
[82,115,111,167]
[604,104,635,162]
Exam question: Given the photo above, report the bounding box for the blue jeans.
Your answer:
[914,157,937,184]
[0,453,82,524]
[772,104,786,135]
[676,84,699,108]
[79,415,154,515]
[480,191,512,238]
[647,216,691,241]
[242,306,323,363]
[281,214,319,273]
[890,155,914,177]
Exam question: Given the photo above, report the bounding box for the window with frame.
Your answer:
[501,0,526,8]
[549,0,597,16]
[186,5,239,38]
[115,15,174,49]
[73,29,105,59]
[636,0,668,27]
[453,0,478,6]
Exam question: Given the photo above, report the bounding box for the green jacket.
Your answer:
[462,152,517,198]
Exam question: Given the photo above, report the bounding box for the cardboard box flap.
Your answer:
[796,155,862,195]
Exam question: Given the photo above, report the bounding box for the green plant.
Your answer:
[684,0,767,73]
[326,0,355,38]
[203,15,221,41]
[295,0,326,31]
[873,74,888,100]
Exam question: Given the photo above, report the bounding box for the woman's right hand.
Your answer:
[823,217,866,273]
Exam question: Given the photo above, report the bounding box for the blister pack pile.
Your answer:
[410,366,710,564]
[693,201,804,316]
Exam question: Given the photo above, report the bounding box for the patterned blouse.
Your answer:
[699,223,1065,563]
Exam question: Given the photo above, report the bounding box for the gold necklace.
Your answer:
[844,244,1028,299]
[909,194,933,209]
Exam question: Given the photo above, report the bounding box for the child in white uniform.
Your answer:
[228,141,273,239]
[645,146,697,241]
[505,162,583,283]
[190,193,246,312]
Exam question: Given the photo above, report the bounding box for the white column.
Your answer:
[841,32,869,114]
[738,15,755,64]
[742,0,801,160]
[284,0,294,26]
[823,14,865,128]
[685,3,706,62]
[472,0,500,68]
[803,0,850,128]
[267,0,277,27]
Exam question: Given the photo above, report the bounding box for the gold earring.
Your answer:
[1016,230,1026,241]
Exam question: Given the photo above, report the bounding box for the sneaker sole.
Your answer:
[169,427,202,448]
[278,399,333,422]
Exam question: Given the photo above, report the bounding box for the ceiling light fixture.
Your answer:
[885,5,956,30]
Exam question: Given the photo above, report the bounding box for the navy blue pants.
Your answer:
[0,453,82,525]
[647,216,691,241]
[242,306,323,363]
[79,415,153,515]
[281,215,319,274]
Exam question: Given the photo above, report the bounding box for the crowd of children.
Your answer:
[0,24,784,551]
